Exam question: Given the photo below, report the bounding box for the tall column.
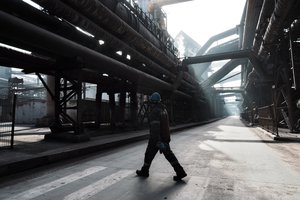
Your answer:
[119,91,126,126]
[95,83,103,127]
[76,81,83,133]
[286,87,296,132]
[109,92,116,130]
[46,75,55,123]
[130,90,138,128]
[54,75,61,126]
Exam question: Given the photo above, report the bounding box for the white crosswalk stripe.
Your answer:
[4,166,106,200]
[64,169,133,200]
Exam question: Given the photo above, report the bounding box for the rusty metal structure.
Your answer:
[1,0,299,140]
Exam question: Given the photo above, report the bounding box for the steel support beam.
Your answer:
[200,59,246,88]
[183,50,251,65]
[184,49,269,80]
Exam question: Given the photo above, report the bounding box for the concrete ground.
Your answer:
[0,116,300,200]
[0,120,215,177]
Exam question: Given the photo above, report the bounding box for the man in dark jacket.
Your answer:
[136,92,187,181]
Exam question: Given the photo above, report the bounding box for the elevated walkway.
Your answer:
[214,86,244,93]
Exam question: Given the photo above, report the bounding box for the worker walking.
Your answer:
[136,92,187,181]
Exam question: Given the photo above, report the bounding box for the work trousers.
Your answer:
[144,139,179,167]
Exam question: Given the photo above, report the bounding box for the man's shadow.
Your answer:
[135,175,188,199]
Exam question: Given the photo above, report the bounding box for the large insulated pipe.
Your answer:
[243,0,270,86]
[242,0,263,50]
[252,0,275,54]
[0,11,191,98]
[239,1,248,86]
[57,0,178,71]
[4,0,178,83]
[32,0,177,72]
[258,0,297,59]
[152,0,193,6]
[31,0,197,89]
[239,1,247,49]
[23,0,194,89]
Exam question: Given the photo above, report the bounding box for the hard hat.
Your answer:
[149,92,161,102]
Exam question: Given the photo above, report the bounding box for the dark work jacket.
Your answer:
[148,103,171,143]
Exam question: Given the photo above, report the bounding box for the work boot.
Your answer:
[173,164,187,181]
[136,166,149,177]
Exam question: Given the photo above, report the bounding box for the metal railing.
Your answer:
[120,0,179,56]
[257,105,278,136]
[240,104,279,136]
[0,94,16,149]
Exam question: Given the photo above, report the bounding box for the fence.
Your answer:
[240,105,279,136]
[0,94,16,149]
[257,105,278,136]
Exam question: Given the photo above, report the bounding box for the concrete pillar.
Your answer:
[46,75,55,121]
[130,90,138,128]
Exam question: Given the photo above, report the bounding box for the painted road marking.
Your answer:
[5,166,106,200]
[64,169,133,200]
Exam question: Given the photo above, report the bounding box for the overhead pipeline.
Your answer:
[258,0,297,59]
[0,11,191,98]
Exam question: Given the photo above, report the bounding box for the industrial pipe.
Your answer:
[57,0,178,70]
[31,0,196,90]
[0,11,191,99]
[239,1,247,49]
[258,0,297,59]
[252,0,275,54]
[150,0,193,7]
[242,0,263,50]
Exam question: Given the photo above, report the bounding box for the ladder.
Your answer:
[289,35,300,90]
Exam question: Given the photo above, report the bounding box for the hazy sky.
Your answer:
[163,0,246,46]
